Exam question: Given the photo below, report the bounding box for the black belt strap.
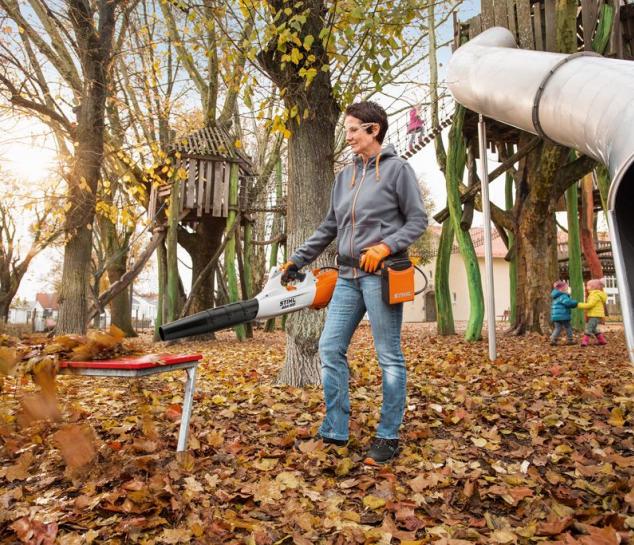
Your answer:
[336,250,408,269]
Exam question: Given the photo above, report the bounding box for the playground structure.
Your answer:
[447,26,634,361]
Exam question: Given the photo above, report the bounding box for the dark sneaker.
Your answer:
[550,340,557,346]
[315,433,348,446]
[364,438,399,465]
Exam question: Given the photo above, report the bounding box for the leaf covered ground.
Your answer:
[1,324,633,545]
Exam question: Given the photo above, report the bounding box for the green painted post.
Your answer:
[166,178,181,322]
[446,105,484,341]
[243,219,254,338]
[566,182,585,330]
[435,219,456,335]
[225,162,246,341]
[265,159,283,332]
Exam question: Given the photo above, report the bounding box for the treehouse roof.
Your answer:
[169,125,255,176]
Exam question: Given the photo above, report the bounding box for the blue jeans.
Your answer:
[551,320,573,342]
[318,276,406,441]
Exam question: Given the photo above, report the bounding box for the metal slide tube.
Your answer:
[448,27,634,362]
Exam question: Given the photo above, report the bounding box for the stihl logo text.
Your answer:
[280,297,296,310]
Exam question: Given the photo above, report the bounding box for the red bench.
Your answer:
[59,353,202,452]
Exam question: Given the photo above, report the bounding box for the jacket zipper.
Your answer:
[350,161,368,279]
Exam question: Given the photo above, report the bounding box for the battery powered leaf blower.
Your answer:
[158,267,339,341]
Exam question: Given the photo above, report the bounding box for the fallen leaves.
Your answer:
[0,325,633,544]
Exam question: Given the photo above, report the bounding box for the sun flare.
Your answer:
[3,143,58,183]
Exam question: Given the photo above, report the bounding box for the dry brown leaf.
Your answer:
[52,424,96,468]
[10,518,58,545]
[0,346,17,375]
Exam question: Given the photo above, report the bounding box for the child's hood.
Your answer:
[551,289,566,298]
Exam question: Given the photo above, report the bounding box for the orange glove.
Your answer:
[359,243,391,273]
[280,260,300,283]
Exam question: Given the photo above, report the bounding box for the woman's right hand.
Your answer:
[280,260,300,283]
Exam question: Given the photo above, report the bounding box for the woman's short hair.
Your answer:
[344,101,388,144]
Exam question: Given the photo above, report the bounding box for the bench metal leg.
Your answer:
[177,365,198,452]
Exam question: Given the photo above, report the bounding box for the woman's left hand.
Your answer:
[360,243,391,273]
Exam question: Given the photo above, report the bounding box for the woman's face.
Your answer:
[344,115,379,157]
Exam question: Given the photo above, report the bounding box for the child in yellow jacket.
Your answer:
[577,278,608,346]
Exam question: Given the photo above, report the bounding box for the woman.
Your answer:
[282,101,427,464]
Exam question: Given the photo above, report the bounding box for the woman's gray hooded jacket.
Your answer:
[290,144,428,279]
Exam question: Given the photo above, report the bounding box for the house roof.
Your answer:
[426,225,508,258]
[36,293,59,310]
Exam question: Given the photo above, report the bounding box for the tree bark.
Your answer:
[580,174,603,278]
[276,113,338,386]
[512,141,565,334]
[258,0,340,386]
[57,0,119,334]
[179,215,225,315]
[504,145,518,325]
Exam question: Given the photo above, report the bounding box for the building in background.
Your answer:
[404,226,511,323]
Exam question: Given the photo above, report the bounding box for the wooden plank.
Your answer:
[534,2,544,50]
[204,162,213,214]
[507,0,518,38]
[222,161,230,217]
[212,162,223,217]
[148,184,157,222]
[611,0,623,58]
[516,0,534,49]
[481,0,495,29]
[494,0,509,29]
[544,0,556,51]
[197,160,205,217]
[581,0,594,50]
[186,158,196,209]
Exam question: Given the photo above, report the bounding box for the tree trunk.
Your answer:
[98,212,135,336]
[56,0,118,334]
[513,142,565,334]
[505,150,517,324]
[0,298,11,322]
[276,112,338,387]
[580,174,603,278]
[434,220,455,335]
[225,163,246,341]
[446,107,484,341]
[108,265,135,336]
[258,0,340,386]
[154,239,168,341]
[179,215,225,314]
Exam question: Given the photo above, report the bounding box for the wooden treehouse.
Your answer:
[148,125,255,226]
